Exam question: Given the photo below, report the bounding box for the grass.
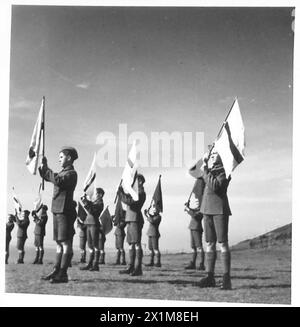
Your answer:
[5,245,291,304]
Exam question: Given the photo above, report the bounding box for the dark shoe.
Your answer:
[89,264,99,271]
[17,259,24,264]
[198,263,206,271]
[37,259,43,265]
[145,262,154,267]
[80,264,92,271]
[185,261,196,269]
[220,274,232,290]
[32,258,39,264]
[198,275,216,288]
[119,266,134,274]
[50,272,68,284]
[41,268,59,281]
[155,262,162,268]
[130,267,143,276]
[121,261,127,265]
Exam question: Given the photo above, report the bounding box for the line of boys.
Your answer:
[6,144,232,290]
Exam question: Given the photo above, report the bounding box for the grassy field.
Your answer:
[5,245,291,304]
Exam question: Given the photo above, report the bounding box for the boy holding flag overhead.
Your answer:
[15,210,30,264]
[39,146,78,283]
[198,99,245,290]
[32,205,48,264]
[80,188,104,272]
[184,177,206,271]
[144,175,163,268]
[118,174,146,276]
[112,196,127,265]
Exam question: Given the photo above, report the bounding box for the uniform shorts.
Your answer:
[99,233,106,251]
[34,235,44,248]
[86,225,99,249]
[17,237,27,251]
[148,236,159,251]
[126,222,143,244]
[190,230,203,248]
[79,235,87,250]
[115,234,125,249]
[53,213,74,242]
[203,214,229,243]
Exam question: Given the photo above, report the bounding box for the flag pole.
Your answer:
[114,179,123,204]
[208,97,238,159]
[42,96,45,190]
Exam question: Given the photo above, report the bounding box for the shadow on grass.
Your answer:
[239,284,291,290]
[231,275,272,280]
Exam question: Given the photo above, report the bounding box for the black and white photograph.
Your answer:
[0,0,298,307]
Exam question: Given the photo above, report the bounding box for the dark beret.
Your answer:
[137,174,145,184]
[60,146,78,161]
[96,187,105,196]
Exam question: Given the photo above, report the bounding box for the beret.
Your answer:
[96,187,105,195]
[60,146,78,161]
[137,173,145,184]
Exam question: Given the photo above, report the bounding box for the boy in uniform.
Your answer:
[15,210,30,264]
[119,174,146,276]
[39,146,78,283]
[80,188,104,271]
[6,214,15,264]
[112,197,126,265]
[184,177,205,271]
[199,150,232,290]
[32,205,48,264]
[144,204,162,267]
[76,217,87,263]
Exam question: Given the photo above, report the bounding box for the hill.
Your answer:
[231,223,292,251]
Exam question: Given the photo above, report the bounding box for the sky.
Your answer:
[4,5,294,252]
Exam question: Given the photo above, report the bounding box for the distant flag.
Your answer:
[150,175,163,213]
[188,158,204,179]
[77,201,87,222]
[25,97,45,175]
[83,152,97,199]
[12,187,22,213]
[214,99,245,177]
[113,195,125,225]
[121,140,139,201]
[100,206,113,235]
[33,183,43,212]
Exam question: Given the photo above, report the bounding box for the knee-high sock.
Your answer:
[192,251,197,264]
[221,252,231,275]
[199,250,205,265]
[135,249,143,269]
[54,252,63,269]
[128,248,136,267]
[206,251,217,274]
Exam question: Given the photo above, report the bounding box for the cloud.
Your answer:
[11,99,37,110]
[76,82,90,89]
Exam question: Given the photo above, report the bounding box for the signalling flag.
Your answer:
[12,187,22,213]
[100,206,113,235]
[188,158,204,179]
[25,97,45,175]
[214,99,245,178]
[121,140,139,201]
[77,201,87,222]
[113,195,125,225]
[151,175,163,213]
[83,153,97,199]
[33,183,43,212]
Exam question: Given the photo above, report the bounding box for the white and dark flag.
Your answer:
[214,99,245,177]
[121,140,139,201]
[83,152,97,199]
[25,97,45,175]
[12,187,22,213]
